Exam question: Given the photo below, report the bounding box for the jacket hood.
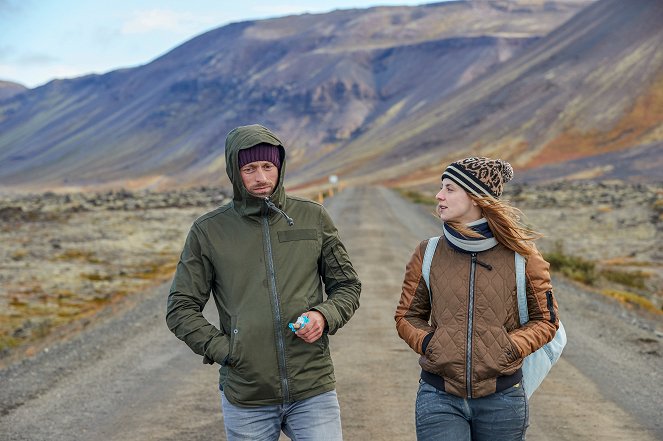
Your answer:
[225,124,287,217]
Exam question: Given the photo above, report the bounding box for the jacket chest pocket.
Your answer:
[277,229,319,260]
[277,229,317,242]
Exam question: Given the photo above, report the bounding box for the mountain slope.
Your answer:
[0,81,27,101]
[291,0,663,188]
[0,1,587,192]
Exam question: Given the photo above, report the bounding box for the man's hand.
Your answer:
[295,310,326,343]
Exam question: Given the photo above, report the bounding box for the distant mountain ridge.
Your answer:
[1,0,659,193]
[0,81,27,102]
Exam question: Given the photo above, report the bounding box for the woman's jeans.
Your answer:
[221,390,343,441]
[416,380,529,441]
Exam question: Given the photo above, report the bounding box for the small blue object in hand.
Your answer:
[288,316,309,332]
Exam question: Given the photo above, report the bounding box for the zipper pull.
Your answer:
[472,253,492,270]
[264,198,295,226]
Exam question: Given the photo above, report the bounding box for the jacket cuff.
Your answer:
[421,332,434,354]
[204,333,230,365]
[311,305,337,334]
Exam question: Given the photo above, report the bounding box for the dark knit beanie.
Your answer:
[442,156,514,198]
[238,143,281,169]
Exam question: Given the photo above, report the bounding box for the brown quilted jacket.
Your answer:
[395,237,559,398]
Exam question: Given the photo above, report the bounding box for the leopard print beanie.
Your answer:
[442,157,513,198]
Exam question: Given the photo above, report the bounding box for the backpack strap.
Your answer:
[422,236,440,305]
[515,252,529,325]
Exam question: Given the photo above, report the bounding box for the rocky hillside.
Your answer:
[293,0,663,190]
[0,1,588,192]
[526,180,663,313]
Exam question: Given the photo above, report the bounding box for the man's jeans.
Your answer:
[416,381,529,441]
[221,390,343,441]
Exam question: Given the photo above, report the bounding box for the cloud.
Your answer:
[0,59,105,88]
[0,51,61,87]
[120,8,221,35]
[0,45,57,65]
[249,4,320,17]
[18,52,59,65]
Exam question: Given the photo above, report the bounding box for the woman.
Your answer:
[395,157,559,441]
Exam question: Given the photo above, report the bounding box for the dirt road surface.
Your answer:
[1,186,661,440]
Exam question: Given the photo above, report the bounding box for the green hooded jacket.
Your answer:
[166,124,361,406]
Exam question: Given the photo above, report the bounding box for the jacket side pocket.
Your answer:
[227,315,239,367]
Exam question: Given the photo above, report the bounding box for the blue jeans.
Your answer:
[220,390,343,441]
[415,381,528,441]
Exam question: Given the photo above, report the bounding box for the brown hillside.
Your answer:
[529,72,663,167]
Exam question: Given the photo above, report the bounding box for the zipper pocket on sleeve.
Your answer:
[546,291,556,323]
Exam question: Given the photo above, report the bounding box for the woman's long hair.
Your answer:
[445,194,542,256]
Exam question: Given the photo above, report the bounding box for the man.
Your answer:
[166,124,361,441]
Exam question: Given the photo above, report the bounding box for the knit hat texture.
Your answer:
[238,143,281,169]
[442,156,514,198]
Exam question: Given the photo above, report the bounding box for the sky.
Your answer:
[0,0,429,89]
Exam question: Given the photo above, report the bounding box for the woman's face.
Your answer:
[436,178,483,224]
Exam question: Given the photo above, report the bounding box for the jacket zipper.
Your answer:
[264,197,294,226]
[262,215,290,403]
[466,253,477,398]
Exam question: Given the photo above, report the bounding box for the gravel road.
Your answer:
[1,186,661,440]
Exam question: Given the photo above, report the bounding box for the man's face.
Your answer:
[240,160,279,197]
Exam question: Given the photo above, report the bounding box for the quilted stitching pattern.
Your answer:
[422,239,521,397]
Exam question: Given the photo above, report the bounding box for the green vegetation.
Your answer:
[396,188,436,206]
[1,256,179,354]
[0,335,22,352]
[80,272,114,282]
[545,245,598,285]
[601,268,649,290]
[544,242,660,314]
[0,315,54,352]
[56,249,104,264]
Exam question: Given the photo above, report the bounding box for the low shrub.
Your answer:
[396,188,435,206]
[600,268,649,290]
[601,289,660,313]
[545,249,597,285]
